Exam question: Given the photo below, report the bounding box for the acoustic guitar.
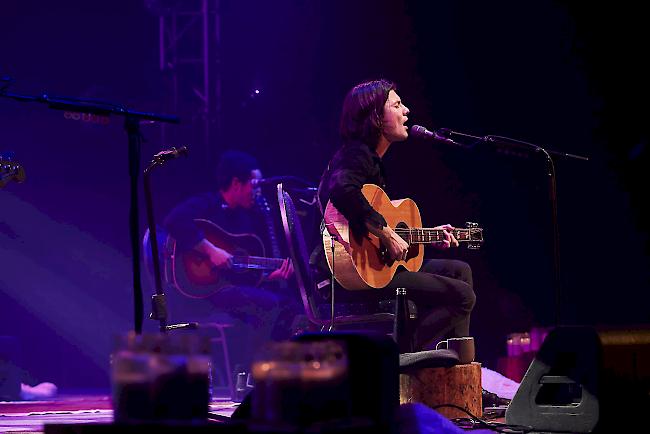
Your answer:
[145,219,286,299]
[322,184,483,290]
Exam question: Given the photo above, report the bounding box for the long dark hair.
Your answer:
[339,79,396,149]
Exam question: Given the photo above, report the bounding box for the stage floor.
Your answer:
[0,392,239,433]
[0,391,505,434]
[2,367,519,434]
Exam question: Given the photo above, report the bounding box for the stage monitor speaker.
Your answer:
[505,326,650,433]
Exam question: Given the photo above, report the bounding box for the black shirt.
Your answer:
[311,141,389,283]
[163,192,270,253]
[317,141,388,237]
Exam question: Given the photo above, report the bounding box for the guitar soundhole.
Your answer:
[396,222,414,261]
[377,222,411,265]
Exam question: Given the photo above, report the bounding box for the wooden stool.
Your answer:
[400,362,482,419]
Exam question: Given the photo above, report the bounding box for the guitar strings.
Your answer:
[393,228,479,242]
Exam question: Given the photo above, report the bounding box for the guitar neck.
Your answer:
[232,255,285,270]
[393,228,476,244]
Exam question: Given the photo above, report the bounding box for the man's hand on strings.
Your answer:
[268,258,294,281]
[197,239,233,269]
[431,224,459,250]
[380,226,410,261]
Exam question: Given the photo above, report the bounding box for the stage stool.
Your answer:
[399,353,482,420]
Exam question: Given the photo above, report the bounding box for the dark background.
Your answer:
[1,0,648,390]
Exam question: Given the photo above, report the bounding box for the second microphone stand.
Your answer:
[143,147,197,332]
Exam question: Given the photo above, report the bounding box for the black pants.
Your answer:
[383,259,476,350]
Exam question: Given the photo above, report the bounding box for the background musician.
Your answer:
[163,150,301,371]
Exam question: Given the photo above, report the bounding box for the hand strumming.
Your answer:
[196,239,233,269]
[379,225,410,261]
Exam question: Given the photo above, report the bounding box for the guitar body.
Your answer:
[323,184,424,290]
[144,219,271,299]
[177,219,267,296]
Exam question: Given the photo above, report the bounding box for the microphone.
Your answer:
[251,177,282,187]
[251,176,318,191]
[410,125,464,147]
[410,124,453,142]
[252,176,298,187]
[152,146,189,163]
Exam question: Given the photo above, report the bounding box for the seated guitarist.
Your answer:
[163,150,300,370]
[314,79,476,352]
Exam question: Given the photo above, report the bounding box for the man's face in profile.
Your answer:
[381,90,410,143]
[233,169,262,209]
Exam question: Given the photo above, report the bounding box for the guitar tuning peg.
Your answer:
[465,221,478,228]
[467,243,481,250]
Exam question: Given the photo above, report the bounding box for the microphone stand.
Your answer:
[442,129,588,326]
[1,79,180,334]
[143,149,197,332]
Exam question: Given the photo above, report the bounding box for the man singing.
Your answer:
[315,79,476,351]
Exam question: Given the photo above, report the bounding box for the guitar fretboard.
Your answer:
[393,228,481,244]
[232,256,285,270]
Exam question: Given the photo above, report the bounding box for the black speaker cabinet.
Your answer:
[506,326,650,432]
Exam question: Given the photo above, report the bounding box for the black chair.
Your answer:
[277,184,461,372]
[277,183,412,333]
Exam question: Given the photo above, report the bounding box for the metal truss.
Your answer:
[147,0,222,162]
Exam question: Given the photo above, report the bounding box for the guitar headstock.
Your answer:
[0,154,26,188]
[465,221,484,250]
